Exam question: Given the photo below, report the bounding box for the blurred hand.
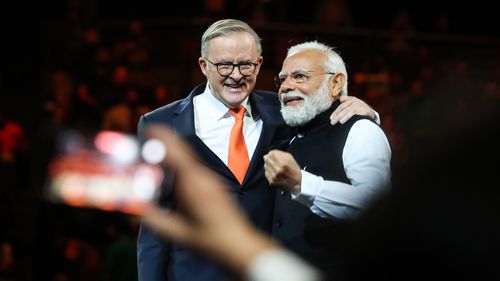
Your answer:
[141,125,278,274]
[330,96,375,125]
[264,150,302,194]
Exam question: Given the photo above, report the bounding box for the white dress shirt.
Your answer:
[292,119,392,220]
[193,84,262,165]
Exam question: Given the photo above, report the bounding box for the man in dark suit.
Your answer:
[136,19,377,281]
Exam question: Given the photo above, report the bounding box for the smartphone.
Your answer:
[44,130,165,215]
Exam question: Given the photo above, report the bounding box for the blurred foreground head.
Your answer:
[339,99,500,280]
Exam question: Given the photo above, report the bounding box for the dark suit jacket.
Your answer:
[136,83,291,281]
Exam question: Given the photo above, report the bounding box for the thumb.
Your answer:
[144,125,199,171]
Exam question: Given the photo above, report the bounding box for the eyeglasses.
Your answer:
[274,71,335,88]
[204,58,259,77]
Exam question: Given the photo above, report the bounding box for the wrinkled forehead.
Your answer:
[280,49,326,75]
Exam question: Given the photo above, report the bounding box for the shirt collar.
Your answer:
[202,83,252,120]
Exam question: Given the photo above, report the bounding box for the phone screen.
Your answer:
[44,130,165,215]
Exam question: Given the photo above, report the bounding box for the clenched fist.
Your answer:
[263,149,302,194]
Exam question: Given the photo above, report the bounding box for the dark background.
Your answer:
[3,0,499,123]
[3,0,499,115]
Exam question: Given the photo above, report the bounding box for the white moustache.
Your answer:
[280,92,308,104]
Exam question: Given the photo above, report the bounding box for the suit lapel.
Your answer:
[242,93,284,187]
[171,86,234,180]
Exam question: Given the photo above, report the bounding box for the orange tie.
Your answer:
[228,106,250,185]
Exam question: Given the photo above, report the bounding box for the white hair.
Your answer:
[286,41,348,96]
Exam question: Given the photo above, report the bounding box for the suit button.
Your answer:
[239,190,246,196]
[280,190,286,196]
[275,219,283,227]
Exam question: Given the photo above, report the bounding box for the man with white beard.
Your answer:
[264,41,392,279]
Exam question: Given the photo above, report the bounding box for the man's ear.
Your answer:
[330,73,345,98]
[254,56,264,76]
[198,58,208,76]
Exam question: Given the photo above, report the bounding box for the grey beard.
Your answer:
[280,85,333,127]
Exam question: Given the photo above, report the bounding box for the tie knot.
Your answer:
[229,106,245,120]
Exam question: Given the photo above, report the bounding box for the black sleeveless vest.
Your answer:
[271,100,372,277]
